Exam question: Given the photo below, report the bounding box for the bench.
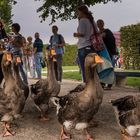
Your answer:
[114,71,140,86]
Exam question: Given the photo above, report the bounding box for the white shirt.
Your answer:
[77,18,93,49]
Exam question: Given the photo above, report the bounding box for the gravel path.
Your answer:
[0,79,139,140]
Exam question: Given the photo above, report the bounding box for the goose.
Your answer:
[51,53,104,140]
[69,83,86,94]
[12,56,29,100]
[0,52,28,137]
[111,95,140,140]
[31,50,61,121]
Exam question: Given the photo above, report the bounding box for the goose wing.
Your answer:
[111,95,137,112]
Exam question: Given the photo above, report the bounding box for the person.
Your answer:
[22,37,28,74]
[0,20,7,86]
[26,36,36,78]
[97,19,117,89]
[48,25,65,82]
[73,5,96,82]
[11,23,28,84]
[74,5,115,88]
[33,32,43,79]
[97,19,117,67]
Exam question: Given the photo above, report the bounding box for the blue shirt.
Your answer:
[33,38,43,53]
[49,34,64,54]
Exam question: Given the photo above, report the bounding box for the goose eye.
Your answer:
[55,100,58,104]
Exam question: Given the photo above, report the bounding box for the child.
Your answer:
[26,36,36,78]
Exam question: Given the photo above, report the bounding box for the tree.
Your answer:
[0,0,16,27]
[35,0,120,24]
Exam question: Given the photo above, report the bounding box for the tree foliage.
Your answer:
[0,0,16,27]
[120,23,140,70]
[35,0,120,24]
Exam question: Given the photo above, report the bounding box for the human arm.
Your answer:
[33,41,37,54]
[73,19,86,38]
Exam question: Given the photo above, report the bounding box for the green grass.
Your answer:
[42,66,79,71]
[42,71,140,87]
[42,65,140,87]
[63,71,82,81]
[42,71,82,81]
[126,77,140,87]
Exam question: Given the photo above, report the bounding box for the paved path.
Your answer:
[0,79,139,140]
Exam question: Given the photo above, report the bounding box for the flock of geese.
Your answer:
[0,50,140,140]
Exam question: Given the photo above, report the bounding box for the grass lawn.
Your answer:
[42,71,140,87]
[42,66,140,87]
[126,77,140,87]
[42,66,79,71]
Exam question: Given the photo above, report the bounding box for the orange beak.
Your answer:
[50,49,56,56]
[6,53,12,62]
[16,57,21,63]
[95,55,104,63]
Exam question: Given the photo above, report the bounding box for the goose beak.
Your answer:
[6,53,12,62]
[95,55,104,64]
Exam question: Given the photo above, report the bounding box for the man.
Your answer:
[49,25,65,82]
[11,23,28,84]
[97,19,117,89]
[33,32,43,79]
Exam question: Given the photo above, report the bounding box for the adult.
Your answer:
[33,32,43,79]
[49,25,65,82]
[0,20,7,86]
[97,19,117,89]
[74,5,115,87]
[73,5,95,82]
[11,23,28,84]
[97,19,117,67]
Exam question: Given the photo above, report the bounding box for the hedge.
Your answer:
[63,44,77,66]
[120,23,140,70]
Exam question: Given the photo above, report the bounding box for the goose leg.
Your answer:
[60,126,71,140]
[40,113,50,121]
[35,104,50,121]
[85,129,94,140]
[121,130,134,140]
[3,122,15,137]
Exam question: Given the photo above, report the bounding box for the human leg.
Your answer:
[18,62,28,84]
[0,54,4,86]
[56,55,63,82]
[34,52,42,79]
[54,61,58,80]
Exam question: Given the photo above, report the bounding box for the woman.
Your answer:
[73,5,95,82]
[0,20,7,87]
[74,5,115,87]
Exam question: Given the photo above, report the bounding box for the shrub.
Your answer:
[120,23,140,70]
[63,44,77,66]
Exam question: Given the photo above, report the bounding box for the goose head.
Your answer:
[12,55,22,66]
[2,52,13,67]
[85,53,104,68]
[50,96,69,114]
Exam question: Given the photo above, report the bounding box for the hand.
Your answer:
[73,33,78,37]
[101,32,106,37]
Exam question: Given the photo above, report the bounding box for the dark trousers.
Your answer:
[54,54,63,82]
[0,54,4,85]
[78,46,94,83]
